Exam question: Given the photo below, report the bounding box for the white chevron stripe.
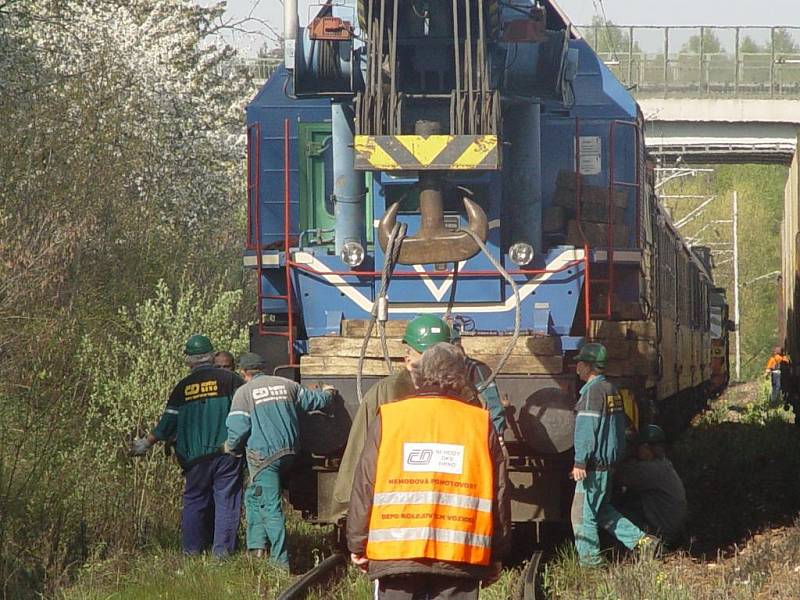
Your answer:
[292,248,585,315]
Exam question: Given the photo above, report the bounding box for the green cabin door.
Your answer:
[298,122,372,245]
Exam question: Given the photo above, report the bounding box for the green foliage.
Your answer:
[543,548,695,600]
[773,28,800,54]
[682,30,724,55]
[740,36,764,54]
[0,282,249,599]
[739,29,798,55]
[75,280,249,549]
[0,2,254,596]
[585,16,640,57]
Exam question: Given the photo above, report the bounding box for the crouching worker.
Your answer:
[348,343,511,600]
[224,352,336,568]
[616,425,687,548]
[129,334,244,557]
[570,343,659,566]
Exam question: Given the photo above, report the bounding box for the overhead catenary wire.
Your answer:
[591,0,620,62]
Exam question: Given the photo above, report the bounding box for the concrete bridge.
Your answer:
[581,24,800,164]
[639,98,799,164]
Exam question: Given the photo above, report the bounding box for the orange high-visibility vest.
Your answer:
[366,396,494,565]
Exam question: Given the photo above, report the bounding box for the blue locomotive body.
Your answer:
[246,40,641,340]
[244,1,726,526]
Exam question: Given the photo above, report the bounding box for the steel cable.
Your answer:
[444,261,459,322]
[356,220,407,405]
[463,228,521,389]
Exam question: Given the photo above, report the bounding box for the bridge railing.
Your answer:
[577,25,800,98]
[231,28,800,98]
[229,57,281,82]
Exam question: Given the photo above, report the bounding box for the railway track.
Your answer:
[274,549,546,600]
[276,552,347,600]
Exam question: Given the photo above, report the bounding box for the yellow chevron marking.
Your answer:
[354,135,400,170]
[395,135,455,166]
[452,135,498,169]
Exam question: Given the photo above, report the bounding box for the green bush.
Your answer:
[76,280,249,551]
[0,281,249,599]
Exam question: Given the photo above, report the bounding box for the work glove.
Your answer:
[221,441,243,458]
[129,437,153,456]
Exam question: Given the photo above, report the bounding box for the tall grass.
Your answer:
[61,382,800,600]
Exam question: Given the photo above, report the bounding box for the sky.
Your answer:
[205,0,800,56]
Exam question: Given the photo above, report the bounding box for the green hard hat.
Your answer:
[184,334,213,356]
[573,342,608,368]
[639,424,666,445]
[402,315,452,353]
[238,352,265,370]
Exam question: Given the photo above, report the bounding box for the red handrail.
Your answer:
[574,117,592,333]
[254,118,297,367]
[285,260,584,279]
[574,118,643,325]
[252,121,270,335]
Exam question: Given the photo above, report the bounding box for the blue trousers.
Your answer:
[771,371,782,406]
[182,454,243,557]
[571,471,645,565]
[245,455,293,566]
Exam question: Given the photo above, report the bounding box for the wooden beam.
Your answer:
[307,335,562,358]
[299,354,564,376]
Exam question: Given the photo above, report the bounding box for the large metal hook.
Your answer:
[378,171,488,265]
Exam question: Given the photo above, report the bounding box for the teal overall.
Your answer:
[226,373,332,566]
[571,375,645,565]
[244,455,293,566]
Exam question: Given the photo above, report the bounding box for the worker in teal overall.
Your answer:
[570,342,658,566]
[450,327,507,437]
[224,352,336,567]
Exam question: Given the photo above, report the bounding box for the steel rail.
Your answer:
[275,552,347,600]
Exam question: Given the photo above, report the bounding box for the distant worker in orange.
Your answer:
[347,343,510,599]
[765,346,789,406]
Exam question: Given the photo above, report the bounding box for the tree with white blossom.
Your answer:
[0,1,256,594]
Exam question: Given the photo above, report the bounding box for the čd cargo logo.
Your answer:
[406,449,433,465]
[403,443,464,475]
[185,380,218,401]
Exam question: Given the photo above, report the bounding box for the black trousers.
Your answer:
[375,575,479,600]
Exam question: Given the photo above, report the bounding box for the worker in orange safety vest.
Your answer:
[765,346,790,406]
[347,342,510,600]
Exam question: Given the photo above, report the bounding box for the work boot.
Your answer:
[635,535,662,561]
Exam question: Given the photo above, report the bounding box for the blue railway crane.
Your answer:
[244,0,728,546]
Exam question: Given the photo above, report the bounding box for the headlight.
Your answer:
[509,242,534,266]
[341,241,365,267]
